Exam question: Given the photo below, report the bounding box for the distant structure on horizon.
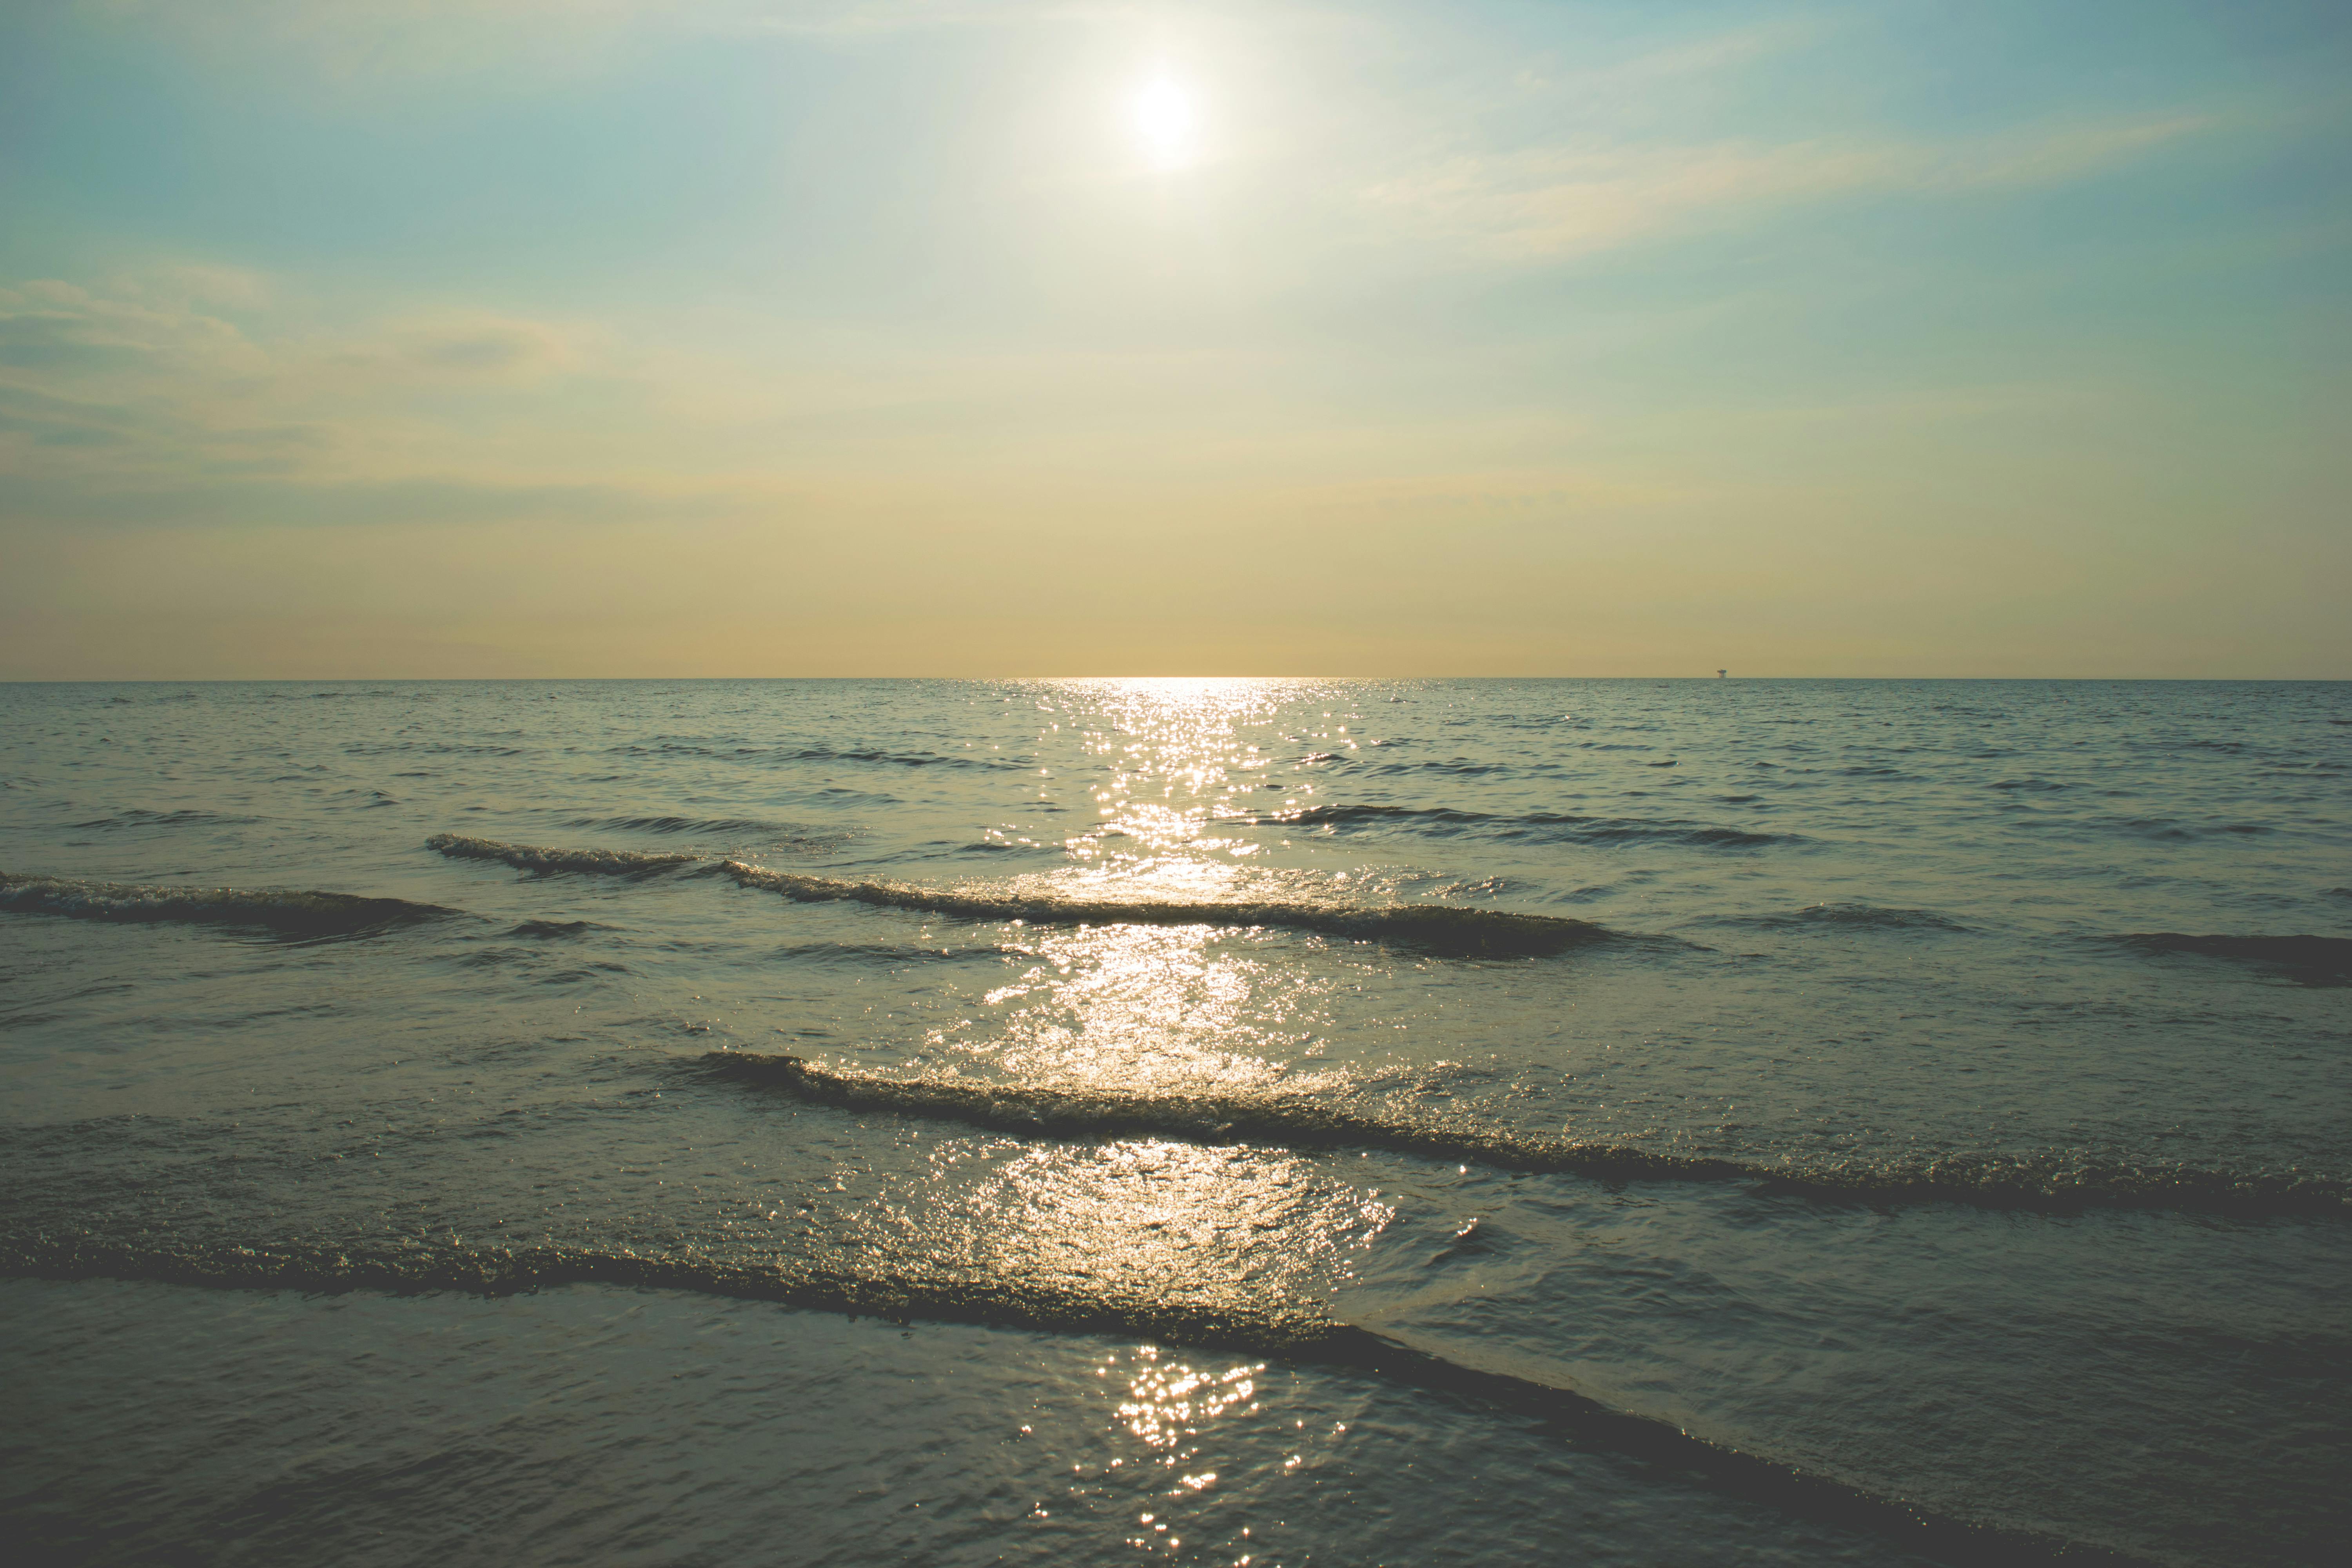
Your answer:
[1717,669,1728,678]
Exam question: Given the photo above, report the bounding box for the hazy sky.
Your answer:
[2,0,2345,677]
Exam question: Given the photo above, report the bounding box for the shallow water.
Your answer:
[3,678,2346,1564]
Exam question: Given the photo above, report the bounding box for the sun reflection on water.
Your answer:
[875,680,1434,1100]
[1063,678,1323,856]
[839,1132,1396,1340]
[1118,1346,1263,1449]
[936,920,1348,1094]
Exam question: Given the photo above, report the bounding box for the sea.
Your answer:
[2,677,2345,1567]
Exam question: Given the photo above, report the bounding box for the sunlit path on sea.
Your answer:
[4,677,2347,1565]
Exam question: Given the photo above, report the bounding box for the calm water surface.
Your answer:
[3,678,2347,1566]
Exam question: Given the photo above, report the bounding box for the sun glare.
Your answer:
[1130,75,1200,169]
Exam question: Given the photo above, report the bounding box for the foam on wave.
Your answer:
[706,1053,2349,1219]
[427,833,700,877]
[0,873,458,937]
[719,862,1616,956]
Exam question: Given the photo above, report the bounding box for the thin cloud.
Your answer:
[0,281,264,376]
[1365,115,2217,261]
[0,470,717,529]
[0,275,606,502]
[83,0,1116,77]
[1512,13,1828,98]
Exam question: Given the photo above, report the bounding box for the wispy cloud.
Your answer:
[0,272,620,513]
[0,279,266,378]
[1510,13,1827,99]
[1365,115,2215,261]
[82,0,1114,77]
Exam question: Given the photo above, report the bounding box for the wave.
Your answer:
[718,863,1618,956]
[507,919,611,939]
[345,740,524,757]
[2112,933,2352,988]
[564,814,821,839]
[1234,803,1795,849]
[606,741,1020,771]
[427,833,700,878]
[1363,759,1512,777]
[1707,903,1973,933]
[257,688,423,702]
[67,808,260,830]
[2100,817,2276,842]
[769,940,1010,967]
[788,745,1024,771]
[0,1230,2176,1566]
[0,873,458,938]
[705,1053,2350,1220]
[0,1230,1335,1356]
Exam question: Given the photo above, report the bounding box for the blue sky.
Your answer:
[2,0,2345,676]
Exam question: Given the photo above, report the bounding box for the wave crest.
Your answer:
[1238,803,1795,849]
[706,1053,2349,1219]
[0,873,457,937]
[0,1232,1337,1356]
[564,814,829,841]
[427,833,699,878]
[719,863,1615,956]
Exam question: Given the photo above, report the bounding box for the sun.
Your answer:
[1130,76,1200,169]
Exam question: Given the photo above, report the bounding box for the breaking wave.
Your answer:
[0,873,458,938]
[706,1053,2350,1219]
[2112,933,2352,987]
[1232,803,1796,849]
[718,863,1618,956]
[427,833,700,878]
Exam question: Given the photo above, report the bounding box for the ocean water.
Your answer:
[2,677,2346,1567]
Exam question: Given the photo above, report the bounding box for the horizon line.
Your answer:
[4,674,2347,685]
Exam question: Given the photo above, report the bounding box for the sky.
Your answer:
[0,0,2346,679]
